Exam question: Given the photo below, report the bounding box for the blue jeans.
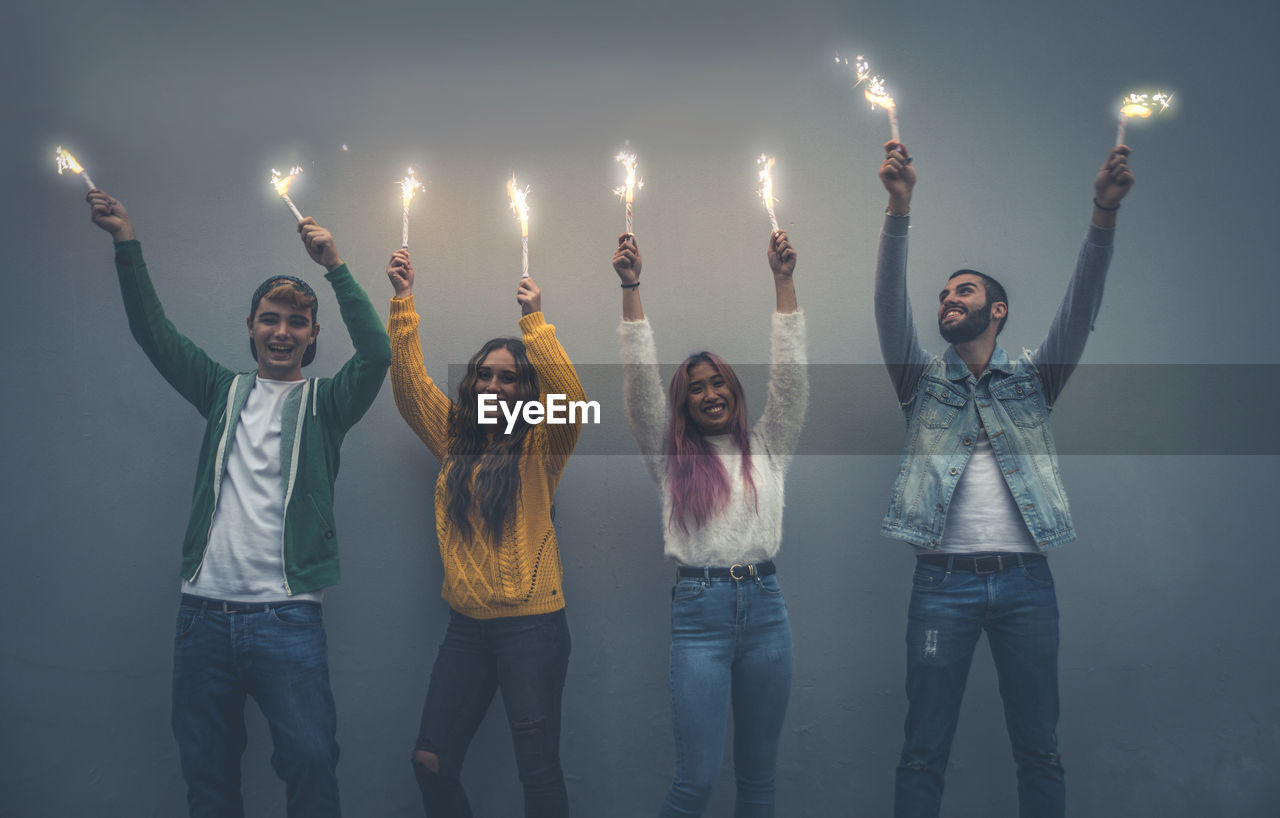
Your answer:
[412,608,571,818]
[171,596,341,818]
[659,572,793,818]
[894,555,1064,818]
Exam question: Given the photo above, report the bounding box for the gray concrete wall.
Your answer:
[5,1,1278,815]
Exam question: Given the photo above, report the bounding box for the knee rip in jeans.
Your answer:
[412,748,440,775]
[512,716,545,735]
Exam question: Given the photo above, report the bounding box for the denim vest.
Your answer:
[881,343,1074,551]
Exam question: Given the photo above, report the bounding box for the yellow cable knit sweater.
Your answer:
[388,296,584,619]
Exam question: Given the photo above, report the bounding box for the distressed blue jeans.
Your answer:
[894,554,1064,818]
[171,597,341,818]
[412,608,571,818]
[659,572,793,818]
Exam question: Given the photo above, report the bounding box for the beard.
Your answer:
[939,301,993,344]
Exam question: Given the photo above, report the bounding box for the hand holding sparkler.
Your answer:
[878,141,916,215]
[517,277,541,317]
[387,248,415,298]
[297,217,343,271]
[86,190,136,242]
[768,230,799,314]
[1093,145,1134,226]
[612,233,644,322]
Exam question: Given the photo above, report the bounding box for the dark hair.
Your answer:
[663,351,757,533]
[443,338,540,544]
[948,269,1009,335]
[248,277,319,366]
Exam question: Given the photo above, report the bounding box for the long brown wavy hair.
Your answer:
[444,337,540,544]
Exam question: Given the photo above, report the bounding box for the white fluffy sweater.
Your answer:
[618,312,808,566]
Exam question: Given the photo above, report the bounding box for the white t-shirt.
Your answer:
[182,377,323,602]
[928,429,1038,554]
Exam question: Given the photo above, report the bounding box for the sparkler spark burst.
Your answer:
[1119,90,1174,119]
[865,75,896,111]
[613,151,643,204]
[269,166,303,197]
[835,52,872,86]
[507,174,530,237]
[55,146,85,176]
[399,167,424,208]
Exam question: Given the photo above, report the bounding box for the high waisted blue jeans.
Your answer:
[412,608,571,818]
[894,554,1064,818]
[659,571,793,818]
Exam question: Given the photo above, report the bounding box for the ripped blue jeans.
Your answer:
[895,554,1064,818]
[411,608,570,818]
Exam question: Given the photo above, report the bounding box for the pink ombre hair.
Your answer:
[664,351,758,533]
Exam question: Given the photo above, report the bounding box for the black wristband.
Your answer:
[620,281,640,289]
[1092,198,1120,212]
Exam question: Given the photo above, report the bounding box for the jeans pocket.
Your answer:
[912,561,951,591]
[1019,557,1055,587]
[175,608,201,639]
[671,579,705,603]
[756,574,784,597]
[269,603,323,628]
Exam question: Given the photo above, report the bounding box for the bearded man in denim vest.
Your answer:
[88,189,390,817]
[873,141,1135,818]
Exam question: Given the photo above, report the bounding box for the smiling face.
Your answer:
[247,297,319,381]
[684,361,738,435]
[938,273,1005,345]
[475,346,520,403]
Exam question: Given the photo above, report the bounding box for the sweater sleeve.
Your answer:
[618,317,667,485]
[113,240,233,418]
[519,311,585,477]
[1029,223,1115,408]
[388,295,453,460]
[873,213,931,410]
[317,265,391,432]
[755,310,809,466]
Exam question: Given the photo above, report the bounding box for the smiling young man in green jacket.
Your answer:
[88,189,390,817]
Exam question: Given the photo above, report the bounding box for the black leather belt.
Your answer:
[677,560,776,581]
[180,594,320,613]
[916,553,1043,575]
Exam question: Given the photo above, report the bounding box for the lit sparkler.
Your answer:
[269,167,304,222]
[507,174,531,279]
[55,146,96,190]
[757,154,780,234]
[1115,90,1173,146]
[613,150,643,234]
[864,75,900,143]
[398,167,425,248]
[834,52,871,87]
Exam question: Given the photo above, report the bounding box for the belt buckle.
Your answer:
[729,564,750,581]
[973,555,1002,575]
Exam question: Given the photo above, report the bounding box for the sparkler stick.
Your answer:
[398,167,425,248]
[1114,90,1173,146]
[757,154,780,233]
[269,167,304,222]
[55,147,96,190]
[507,174,531,279]
[613,150,643,234]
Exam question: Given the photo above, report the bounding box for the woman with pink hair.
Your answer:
[613,230,807,817]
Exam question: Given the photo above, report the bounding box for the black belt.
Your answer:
[917,553,1043,575]
[181,594,320,613]
[678,560,776,581]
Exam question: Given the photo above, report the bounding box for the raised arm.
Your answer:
[386,249,453,460]
[89,190,232,417]
[299,218,390,431]
[1031,146,1134,406]
[614,234,667,483]
[873,141,931,409]
[516,276,586,473]
[758,230,808,460]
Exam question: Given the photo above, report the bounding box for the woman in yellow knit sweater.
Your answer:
[385,247,584,818]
